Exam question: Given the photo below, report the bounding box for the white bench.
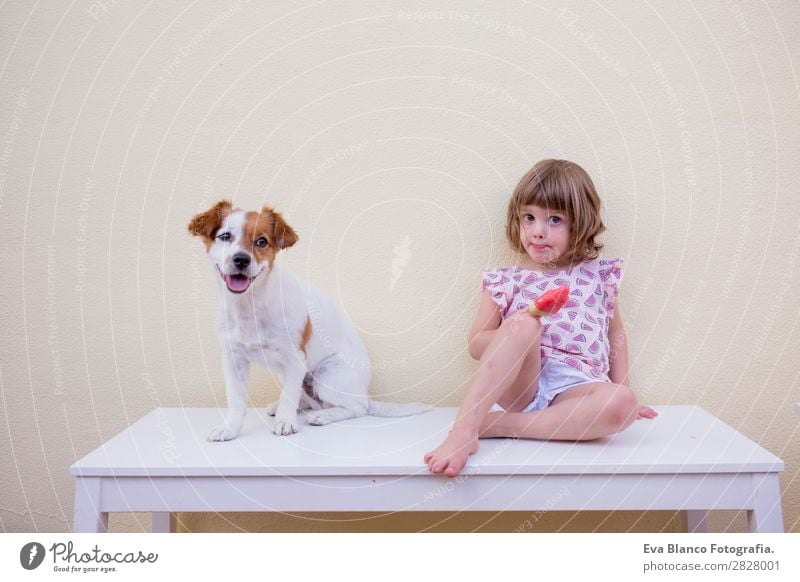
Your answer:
[70,405,784,533]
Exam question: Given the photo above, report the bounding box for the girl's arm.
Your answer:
[608,301,658,419]
[467,291,503,360]
[607,303,629,385]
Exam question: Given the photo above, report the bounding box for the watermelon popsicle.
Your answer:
[529,285,570,317]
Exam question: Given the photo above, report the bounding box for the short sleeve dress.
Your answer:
[481,258,624,382]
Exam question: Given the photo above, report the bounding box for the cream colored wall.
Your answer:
[1,0,798,533]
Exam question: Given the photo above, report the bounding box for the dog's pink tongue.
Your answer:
[225,275,250,293]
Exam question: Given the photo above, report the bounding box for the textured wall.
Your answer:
[1,0,798,533]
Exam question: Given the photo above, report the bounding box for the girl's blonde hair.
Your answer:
[506,159,605,263]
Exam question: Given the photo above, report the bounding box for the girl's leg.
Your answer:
[495,336,542,413]
[425,315,543,477]
[479,382,640,441]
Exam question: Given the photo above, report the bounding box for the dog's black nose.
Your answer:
[232,253,251,270]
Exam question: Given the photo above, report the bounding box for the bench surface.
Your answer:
[71,405,783,477]
[70,405,786,533]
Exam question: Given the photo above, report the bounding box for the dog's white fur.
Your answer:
[189,200,428,440]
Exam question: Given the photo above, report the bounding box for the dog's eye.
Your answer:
[255,236,268,248]
[217,232,231,242]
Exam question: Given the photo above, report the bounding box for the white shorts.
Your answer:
[490,357,608,413]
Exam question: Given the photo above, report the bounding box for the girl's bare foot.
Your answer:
[424,427,480,477]
[478,411,510,438]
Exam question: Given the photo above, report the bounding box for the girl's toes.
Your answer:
[445,457,466,478]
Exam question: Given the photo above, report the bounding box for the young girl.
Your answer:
[425,159,657,477]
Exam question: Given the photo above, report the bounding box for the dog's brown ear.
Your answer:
[265,206,298,249]
[188,200,232,239]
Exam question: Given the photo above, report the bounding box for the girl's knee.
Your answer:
[604,385,639,431]
[500,315,542,348]
[480,320,541,380]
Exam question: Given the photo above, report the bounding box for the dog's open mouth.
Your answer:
[225,274,252,293]
[217,266,260,294]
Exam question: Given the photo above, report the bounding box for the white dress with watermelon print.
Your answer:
[481,257,624,382]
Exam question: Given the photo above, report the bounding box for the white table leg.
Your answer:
[152,512,175,533]
[747,473,784,533]
[73,477,108,533]
[686,510,708,533]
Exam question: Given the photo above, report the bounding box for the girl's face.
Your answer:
[519,205,572,269]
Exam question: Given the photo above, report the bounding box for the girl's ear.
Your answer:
[263,206,299,249]
[188,200,233,240]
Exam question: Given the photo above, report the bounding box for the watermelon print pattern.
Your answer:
[482,258,624,381]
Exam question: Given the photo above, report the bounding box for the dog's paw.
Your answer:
[265,401,279,416]
[208,425,239,442]
[305,410,331,426]
[272,417,299,436]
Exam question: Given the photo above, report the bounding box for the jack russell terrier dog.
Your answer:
[189,200,429,440]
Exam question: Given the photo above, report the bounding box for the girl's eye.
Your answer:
[523,213,534,222]
[549,216,562,225]
[255,237,268,248]
[217,232,231,242]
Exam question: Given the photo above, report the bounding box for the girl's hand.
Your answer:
[500,309,540,334]
[637,405,658,420]
[506,309,537,323]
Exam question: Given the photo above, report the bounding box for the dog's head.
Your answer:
[188,200,298,294]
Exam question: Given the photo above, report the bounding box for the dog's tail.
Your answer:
[367,399,432,417]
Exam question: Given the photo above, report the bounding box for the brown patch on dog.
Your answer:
[267,206,299,250]
[299,317,313,356]
[243,206,299,268]
[188,200,233,250]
